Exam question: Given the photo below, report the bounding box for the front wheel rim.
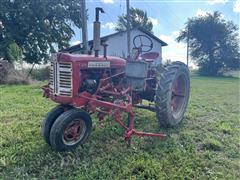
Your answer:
[62,119,86,146]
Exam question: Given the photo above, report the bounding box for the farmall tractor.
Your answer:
[42,8,190,151]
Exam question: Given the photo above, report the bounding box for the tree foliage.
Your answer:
[6,42,22,63]
[0,0,83,64]
[115,7,153,33]
[177,11,240,76]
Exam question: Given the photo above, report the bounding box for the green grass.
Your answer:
[0,76,240,179]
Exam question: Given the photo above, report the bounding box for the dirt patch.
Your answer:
[0,60,29,84]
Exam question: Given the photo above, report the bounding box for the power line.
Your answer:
[144,1,180,30]
[161,1,185,25]
[97,0,115,22]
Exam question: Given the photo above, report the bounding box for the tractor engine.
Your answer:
[79,68,121,94]
[79,69,105,94]
[45,52,126,106]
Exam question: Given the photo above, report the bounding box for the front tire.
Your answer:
[49,109,92,151]
[42,105,73,145]
[155,61,190,127]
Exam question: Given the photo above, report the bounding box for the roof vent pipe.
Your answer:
[93,7,104,57]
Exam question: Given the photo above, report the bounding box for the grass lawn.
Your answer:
[0,76,239,179]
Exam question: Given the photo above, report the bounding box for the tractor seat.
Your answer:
[140,52,159,63]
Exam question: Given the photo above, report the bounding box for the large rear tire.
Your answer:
[49,109,92,151]
[155,61,190,128]
[42,105,73,145]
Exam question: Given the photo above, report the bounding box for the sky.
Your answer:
[70,0,240,65]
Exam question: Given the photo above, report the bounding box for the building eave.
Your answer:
[61,27,168,53]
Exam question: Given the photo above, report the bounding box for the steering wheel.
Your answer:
[133,35,153,53]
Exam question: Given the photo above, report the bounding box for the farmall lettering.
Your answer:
[42,7,190,151]
[88,61,110,68]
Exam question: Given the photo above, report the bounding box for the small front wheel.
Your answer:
[49,109,92,151]
[42,105,73,145]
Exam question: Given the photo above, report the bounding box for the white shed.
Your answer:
[63,28,167,62]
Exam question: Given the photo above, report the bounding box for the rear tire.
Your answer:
[42,105,73,145]
[155,61,190,127]
[49,109,92,151]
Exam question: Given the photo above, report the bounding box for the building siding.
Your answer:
[96,29,162,62]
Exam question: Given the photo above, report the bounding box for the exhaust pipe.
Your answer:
[93,7,104,57]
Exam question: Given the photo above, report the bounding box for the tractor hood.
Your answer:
[55,53,126,69]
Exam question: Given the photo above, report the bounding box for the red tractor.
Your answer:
[42,8,190,151]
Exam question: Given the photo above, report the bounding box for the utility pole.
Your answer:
[186,26,189,67]
[126,0,131,56]
[81,0,88,54]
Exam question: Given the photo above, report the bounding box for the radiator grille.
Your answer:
[49,62,72,96]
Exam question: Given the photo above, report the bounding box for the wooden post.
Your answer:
[186,26,189,67]
[81,0,88,54]
[126,0,131,56]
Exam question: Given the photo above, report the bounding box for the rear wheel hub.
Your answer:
[171,74,187,119]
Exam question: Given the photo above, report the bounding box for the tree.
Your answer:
[115,7,153,33]
[6,43,22,63]
[177,11,240,76]
[0,0,83,64]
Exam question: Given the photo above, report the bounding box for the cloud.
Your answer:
[207,0,228,5]
[159,35,175,44]
[149,17,159,26]
[102,22,116,30]
[71,40,81,46]
[159,31,187,63]
[159,32,197,68]
[233,0,240,13]
[196,9,209,17]
[101,0,114,4]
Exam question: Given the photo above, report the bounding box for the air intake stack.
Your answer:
[93,7,104,57]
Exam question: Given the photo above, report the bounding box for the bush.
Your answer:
[0,60,29,84]
[29,66,50,81]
